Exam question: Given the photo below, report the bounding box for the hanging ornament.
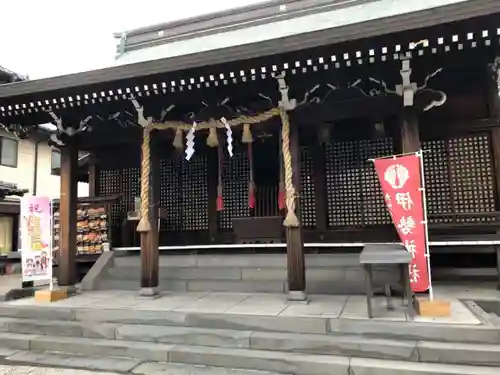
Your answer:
[247,142,256,209]
[185,122,197,161]
[206,126,219,147]
[216,141,224,211]
[221,117,233,157]
[242,123,253,143]
[245,129,255,209]
[173,128,184,150]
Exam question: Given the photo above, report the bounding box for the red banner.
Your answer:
[373,154,430,293]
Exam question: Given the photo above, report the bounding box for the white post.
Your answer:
[49,198,54,291]
[417,150,434,300]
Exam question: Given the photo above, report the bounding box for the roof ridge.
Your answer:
[115,0,371,56]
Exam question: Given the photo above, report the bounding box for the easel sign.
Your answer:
[20,196,53,286]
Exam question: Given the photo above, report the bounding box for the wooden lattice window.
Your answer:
[160,155,182,232]
[159,153,209,232]
[359,138,394,226]
[181,155,209,231]
[299,146,316,228]
[325,141,362,227]
[99,166,140,229]
[325,138,394,227]
[99,168,123,228]
[219,151,250,229]
[422,139,453,223]
[447,134,496,223]
[122,167,140,214]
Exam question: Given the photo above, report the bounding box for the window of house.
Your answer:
[51,149,61,176]
[0,137,18,168]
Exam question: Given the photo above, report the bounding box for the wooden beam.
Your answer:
[294,95,401,126]
[140,131,160,295]
[58,143,78,286]
[400,107,420,153]
[284,117,306,301]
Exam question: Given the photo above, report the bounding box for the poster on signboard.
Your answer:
[373,153,430,293]
[20,196,53,282]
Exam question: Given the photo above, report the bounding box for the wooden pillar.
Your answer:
[400,107,420,153]
[284,118,306,301]
[58,143,78,286]
[486,65,500,290]
[492,127,500,291]
[207,146,218,243]
[140,132,160,295]
[88,154,100,197]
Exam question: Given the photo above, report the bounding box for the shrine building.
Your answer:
[1,0,500,299]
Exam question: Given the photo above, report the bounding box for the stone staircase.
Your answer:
[0,303,500,374]
[97,254,400,294]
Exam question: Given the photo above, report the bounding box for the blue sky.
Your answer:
[1,0,266,79]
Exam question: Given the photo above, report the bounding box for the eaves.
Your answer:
[0,0,498,100]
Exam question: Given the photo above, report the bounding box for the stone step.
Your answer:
[114,254,363,269]
[1,323,500,367]
[107,266,393,282]
[98,276,369,294]
[132,362,290,375]
[98,277,288,293]
[115,325,418,362]
[0,317,119,339]
[0,350,286,375]
[1,305,499,343]
[0,333,498,375]
[2,350,142,372]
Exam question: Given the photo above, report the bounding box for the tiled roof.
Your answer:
[115,0,473,66]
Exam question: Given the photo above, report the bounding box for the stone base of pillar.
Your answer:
[287,290,309,304]
[140,287,160,298]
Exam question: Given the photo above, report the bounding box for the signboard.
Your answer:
[373,153,430,293]
[20,196,53,282]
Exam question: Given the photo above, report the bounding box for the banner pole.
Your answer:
[368,149,431,163]
[417,150,434,301]
[49,198,54,292]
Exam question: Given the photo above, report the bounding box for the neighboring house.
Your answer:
[0,130,90,256]
[0,65,26,83]
[0,67,89,256]
[0,130,90,198]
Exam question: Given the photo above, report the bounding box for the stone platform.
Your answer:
[0,284,499,374]
[2,287,485,325]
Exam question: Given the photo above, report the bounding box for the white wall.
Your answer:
[0,131,89,199]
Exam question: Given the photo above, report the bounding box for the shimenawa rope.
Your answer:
[137,126,152,232]
[279,107,299,227]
